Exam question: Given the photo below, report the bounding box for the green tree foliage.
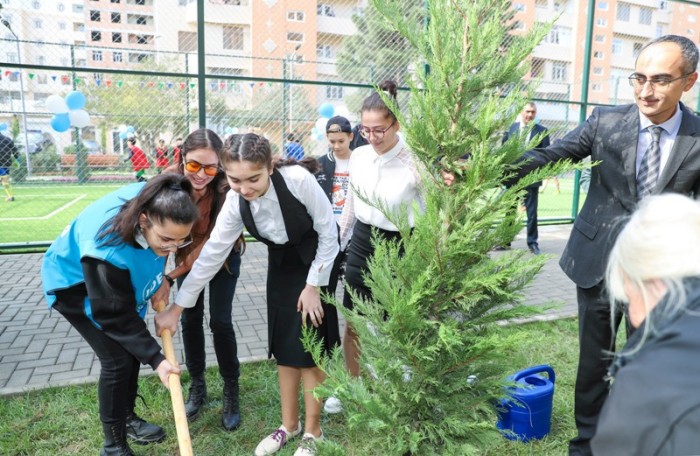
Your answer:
[305,1,582,454]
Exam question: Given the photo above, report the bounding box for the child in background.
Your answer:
[156,133,340,456]
[125,137,150,182]
[154,139,170,174]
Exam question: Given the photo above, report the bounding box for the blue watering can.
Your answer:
[496,364,556,442]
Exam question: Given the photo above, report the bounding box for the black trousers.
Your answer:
[569,282,625,456]
[179,252,241,380]
[524,186,539,247]
[53,299,140,426]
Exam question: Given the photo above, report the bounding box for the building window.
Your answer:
[111,0,121,2]
[594,50,604,59]
[690,15,697,23]
[135,15,148,25]
[91,31,101,41]
[659,1,668,11]
[553,1,563,12]
[513,3,525,12]
[90,10,101,21]
[592,83,602,92]
[59,22,66,30]
[113,52,123,62]
[136,35,148,45]
[34,19,42,28]
[639,8,652,25]
[547,26,571,45]
[37,55,45,65]
[598,1,608,10]
[535,0,547,8]
[596,18,607,27]
[92,50,103,61]
[612,39,623,55]
[111,12,121,23]
[552,61,567,81]
[616,3,630,21]
[317,4,335,17]
[57,3,65,11]
[178,31,197,52]
[223,26,244,50]
[594,34,604,43]
[286,32,303,44]
[317,44,333,59]
[73,4,83,13]
[32,0,40,8]
[633,42,644,58]
[287,10,304,21]
[656,24,666,38]
[593,67,603,75]
[6,52,17,63]
[129,53,152,63]
[74,22,85,32]
[326,86,343,100]
[112,32,122,43]
[513,20,525,30]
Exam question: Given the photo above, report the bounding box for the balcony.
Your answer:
[317,15,356,36]
[613,21,655,39]
[186,1,251,25]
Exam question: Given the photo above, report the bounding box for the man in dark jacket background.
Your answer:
[0,131,18,202]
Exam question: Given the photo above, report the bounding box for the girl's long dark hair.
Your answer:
[97,174,198,247]
[361,79,399,122]
[222,133,319,174]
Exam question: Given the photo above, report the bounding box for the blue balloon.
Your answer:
[65,91,86,110]
[0,123,7,132]
[126,126,135,134]
[50,113,71,133]
[318,103,334,119]
[224,127,233,135]
[119,131,128,140]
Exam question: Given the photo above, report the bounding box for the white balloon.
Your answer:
[46,95,68,114]
[334,105,351,119]
[315,117,328,135]
[118,124,128,133]
[69,109,91,128]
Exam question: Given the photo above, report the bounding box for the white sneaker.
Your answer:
[323,396,343,414]
[254,422,302,456]
[293,431,324,456]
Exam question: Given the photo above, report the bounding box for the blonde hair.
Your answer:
[606,193,700,349]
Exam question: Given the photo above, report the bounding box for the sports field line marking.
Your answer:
[17,194,94,197]
[0,194,88,221]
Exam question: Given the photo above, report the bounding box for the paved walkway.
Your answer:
[0,225,578,396]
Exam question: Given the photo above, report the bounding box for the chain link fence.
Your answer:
[0,0,699,247]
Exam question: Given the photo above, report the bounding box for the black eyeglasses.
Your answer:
[358,119,396,140]
[628,72,693,89]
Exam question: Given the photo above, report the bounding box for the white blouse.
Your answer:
[338,137,424,250]
[176,165,339,308]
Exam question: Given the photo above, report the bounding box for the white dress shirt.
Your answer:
[338,137,424,250]
[176,165,339,308]
[636,102,683,177]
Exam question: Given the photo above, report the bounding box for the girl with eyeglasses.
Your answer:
[153,128,245,431]
[41,174,199,456]
[156,133,339,456]
[330,80,424,407]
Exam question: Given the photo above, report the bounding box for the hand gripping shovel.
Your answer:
[153,300,193,456]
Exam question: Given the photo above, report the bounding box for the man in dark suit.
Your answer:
[511,35,700,455]
[504,102,550,254]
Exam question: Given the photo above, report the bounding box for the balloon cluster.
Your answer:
[223,126,240,136]
[46,91,91,132]
[118,125,136,140]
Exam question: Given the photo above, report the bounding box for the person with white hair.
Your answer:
[591,193,700,455]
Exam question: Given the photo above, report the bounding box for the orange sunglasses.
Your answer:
[184,160,220,177]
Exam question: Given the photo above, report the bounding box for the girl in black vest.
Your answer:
[156,133,339,456]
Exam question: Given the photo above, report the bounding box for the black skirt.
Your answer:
[343,220,401,310]
[267,245,340,368]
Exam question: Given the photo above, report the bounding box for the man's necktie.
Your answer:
[637,126,663,200]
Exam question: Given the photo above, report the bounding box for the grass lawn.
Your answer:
[0,318,581,455]
[0,177,587,247]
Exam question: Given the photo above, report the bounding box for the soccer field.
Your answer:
[0,183,126,245]
[0,178,585,247]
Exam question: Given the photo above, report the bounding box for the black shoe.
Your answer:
[529,244,541,255]
[185,374,207,422]
[221,378,241,431]
[494,242,512,251]
[125,413,165,445]
[101,421,135,456]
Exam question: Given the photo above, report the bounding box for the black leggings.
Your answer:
[53,296,140,426]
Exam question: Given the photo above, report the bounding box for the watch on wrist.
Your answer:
[164,274,174,286]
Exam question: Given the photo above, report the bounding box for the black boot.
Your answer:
[101,421,135,456]
[185,374,207,421]
[221,377,241,431]
[125,412,166,445]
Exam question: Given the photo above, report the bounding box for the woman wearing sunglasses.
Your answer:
[154,128,245,431]
[42,174,199,455]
